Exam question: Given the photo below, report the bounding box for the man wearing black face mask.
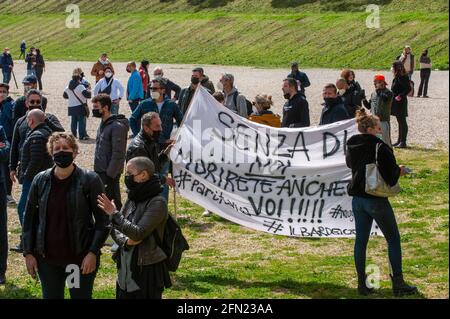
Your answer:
[16,109,53,236]
[126,112,175,188]
[319,83,350,125]
[281,78,310,128]
[178,68,213,116]
[92,94,129,211]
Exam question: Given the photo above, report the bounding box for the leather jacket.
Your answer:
[22,166,112,257]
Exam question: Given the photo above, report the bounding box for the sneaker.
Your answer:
[202,210,212,217]
[6,195,16,205]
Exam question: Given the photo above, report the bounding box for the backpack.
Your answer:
[232,91,253,116]
[154,213,189,272]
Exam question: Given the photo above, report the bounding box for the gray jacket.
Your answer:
[94,115,129,178]
[224,87,248,117]
[111,196,168,266]
[363,88,393,122]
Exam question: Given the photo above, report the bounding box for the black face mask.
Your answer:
[191,77,200,85]
[324,97,338,105]
[125,175,139,191]
[283,93,291,100]
[54,151,74,168]
[126,68,132,73]
[92,109,103,118]
[125,174,163,202]
[151,130,162,142]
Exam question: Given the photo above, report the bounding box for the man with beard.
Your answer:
[319,83,350,125]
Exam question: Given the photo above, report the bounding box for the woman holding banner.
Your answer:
[345,108,418,297]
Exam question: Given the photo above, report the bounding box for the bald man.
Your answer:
[15,109,53,232]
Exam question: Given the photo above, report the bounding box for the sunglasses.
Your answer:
[150,87,161,91]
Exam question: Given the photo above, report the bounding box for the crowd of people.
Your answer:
[0,43,430,299]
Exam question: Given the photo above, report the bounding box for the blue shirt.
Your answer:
[129,98,183,143]
[127,70,144,101]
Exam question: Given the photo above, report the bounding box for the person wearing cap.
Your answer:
[287,61,311,96]
[12,75,48,125]
[0,48,14,85]
[91,53,115,83]
[363,74,394,147]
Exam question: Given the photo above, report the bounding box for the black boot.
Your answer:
[390,274,418,296]
[358,273,375,296]
[395,142,407,149]
[392,140,401,147]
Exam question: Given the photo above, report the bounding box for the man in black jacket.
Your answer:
[93,94,129,211]
[0,126,10,284]
[319,83,350,125]
[17,109,53,228]
[153,67,181,100]
[126,112,174,188]
[336,78,362,118]
[12,75,48,124]
[281,78,310,128]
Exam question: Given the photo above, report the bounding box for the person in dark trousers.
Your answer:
[9,91,64,253]
[19,40,26,60]
[417,49,432,98]
[390,61,410,148]
[346,108,418,297]
[0,126,10,285]
[25,47,36,76]
[153,67,181,100]
[0,48,14,85]
[33,49,45,91]
[319,83,350,125]
[63,70,92,140]
[363,74,394,147]
[287,61,311,96]
[13,75,48,124]
[126,112,175,190]
[139,60,150,99]
[23,132,111,299]
[281,78,310,128]
[0,84,15,204]
[126,62,144,112]
[97,157,171,299]
[93,94,129,211]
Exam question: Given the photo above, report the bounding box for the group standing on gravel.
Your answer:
[0,43,431,299]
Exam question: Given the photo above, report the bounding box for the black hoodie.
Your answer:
[346,134,400,198]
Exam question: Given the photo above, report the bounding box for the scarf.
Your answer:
[128,174,163,203]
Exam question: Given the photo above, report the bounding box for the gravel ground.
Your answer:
[7,61,449,173]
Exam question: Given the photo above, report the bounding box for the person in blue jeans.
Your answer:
[0,126,10,284]
[129,78,183,200]
[346,108,418,297]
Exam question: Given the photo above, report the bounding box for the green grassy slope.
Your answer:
[0,1,448,69]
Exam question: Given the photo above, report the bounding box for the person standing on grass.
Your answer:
[287,61,311,96]
[22,132,111,299]
[363,74,394,147]
[417,49,432,98]
[390,61,410,149]
[0,126,10,285]
[63,69,92,140]
[91,53,114,83]
[92,94,129,212]
[139,60,150,99]
[93,66,125,115]
[346,108,418,297]
[0,84,15,205]
[319,83,350,125]
[153,67,181,101]
[281,77,310,128]
[126,62,144,113]
[19,40,26,60]
[97,157,172,299]
[0,48,14,85]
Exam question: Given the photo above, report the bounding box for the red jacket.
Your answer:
[139,66,149,93]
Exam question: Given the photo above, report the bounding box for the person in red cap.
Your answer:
[362,74,394,147]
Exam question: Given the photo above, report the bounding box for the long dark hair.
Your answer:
[392,61,407,77]
[141,59,149,74]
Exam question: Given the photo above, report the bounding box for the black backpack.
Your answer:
[233,91,253,116]
[155,213,189,272]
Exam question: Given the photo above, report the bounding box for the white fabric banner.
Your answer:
[170,86,380,238]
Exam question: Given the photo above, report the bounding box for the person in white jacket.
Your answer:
[93,66,125,115]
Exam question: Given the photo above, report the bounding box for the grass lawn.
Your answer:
[0,146,448,299]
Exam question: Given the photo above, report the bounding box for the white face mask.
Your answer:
[151,91,161,100]
[5,51,10,55]
[105,72,113,78]
[338,89,346,95]
[217,81,224,91]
